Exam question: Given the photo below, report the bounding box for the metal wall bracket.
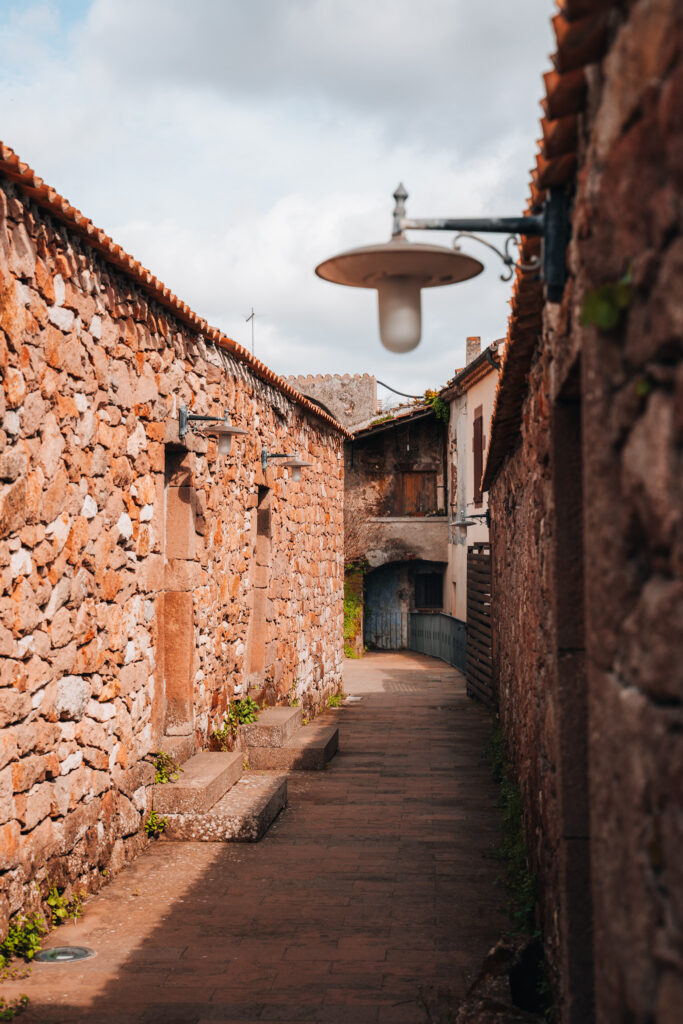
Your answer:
[392,183,570,302]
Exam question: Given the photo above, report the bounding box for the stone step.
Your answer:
[247,722,339,771]
[160,772,287,842]
[152,751,242,815]
[158,734,195,766]
[242,706,302,748]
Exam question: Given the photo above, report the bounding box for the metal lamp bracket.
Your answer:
[392,184,570,302]
[179,406,231,441]
[452,232,540,283]
[261,447,289,470]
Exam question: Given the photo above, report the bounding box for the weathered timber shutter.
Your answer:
[399,471,437,516]
[466,542,493,706]
[473,408,483,506]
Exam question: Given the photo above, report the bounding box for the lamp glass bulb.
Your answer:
[377,276,422,353]
[218,434,232,456]
[292,466,302,482]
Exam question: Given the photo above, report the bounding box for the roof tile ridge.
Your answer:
[0,138,351,439]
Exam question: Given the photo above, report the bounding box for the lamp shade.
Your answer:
[195,421,247,456]
[315,237,483,352]
[278,450,313,482]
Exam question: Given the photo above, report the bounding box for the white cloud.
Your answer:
[0,0,555,391]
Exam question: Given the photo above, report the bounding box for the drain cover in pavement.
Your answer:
[35,946,95,963]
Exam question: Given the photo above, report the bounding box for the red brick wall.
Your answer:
[0,175,344,931]
[490,2,683,1021]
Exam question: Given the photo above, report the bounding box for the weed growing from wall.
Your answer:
[212,697,261,750]
[144,811,168,838]
[0,915,45,967]
[424,390,450,424]
[152,752,182,784]
[343,571,364,658]
[47,883,84,927]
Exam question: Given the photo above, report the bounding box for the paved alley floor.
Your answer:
[5,653,506,1023]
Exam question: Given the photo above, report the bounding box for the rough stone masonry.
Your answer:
[0,153,346,933]
[484,1,683,1021]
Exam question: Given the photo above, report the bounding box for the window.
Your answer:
[414,572,442,609]
[399,471,437,516]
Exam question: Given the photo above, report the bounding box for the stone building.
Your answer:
[343,401,449,651]
[441,336,500,701]
[482,1,682,1021]
[284,373,379,431]
[0,141,347,932]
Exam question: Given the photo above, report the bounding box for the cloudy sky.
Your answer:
[1,0,554,400]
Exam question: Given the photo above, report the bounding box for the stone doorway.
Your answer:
[161,446,198,737]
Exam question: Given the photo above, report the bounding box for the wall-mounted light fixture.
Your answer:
[315,184,569,352]
[178,406,248,455]
[261,447,313,482]
[455,509,491,529]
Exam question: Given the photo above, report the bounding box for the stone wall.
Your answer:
[286,373,378,431]
[488,2,683,1021]
[345,411,447,564]
[0,171,345,932]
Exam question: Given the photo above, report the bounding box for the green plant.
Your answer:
[343,573,364,659]
[424,390,449,424]
[144,811,168,839]
[213,696,261,750]
[0,995,29,1020]
[47,883,84,926]
[580,269,633,331]
[153,751,182,784]
[232,696,260,723]
[0,914,46,967]
[327,692,343,708]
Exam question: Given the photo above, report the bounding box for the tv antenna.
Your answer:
[245,307,262,356]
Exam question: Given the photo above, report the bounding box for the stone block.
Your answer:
[165,486,196,559]
[152,751,242,815]
[242,707,303,748]
[247,722,339,771]
[54,675,89,721]
[0,820,20,871]
[161,771,286,842]
[163,591,194,734]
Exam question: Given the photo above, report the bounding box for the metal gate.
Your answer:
[364,609,408,650]
[466,542,493,706]
[410,613,466,670]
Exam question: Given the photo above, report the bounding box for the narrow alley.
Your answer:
[5,653,505,1023]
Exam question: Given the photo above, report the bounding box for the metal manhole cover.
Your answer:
[35,946,95,963]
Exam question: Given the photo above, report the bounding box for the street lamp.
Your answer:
[261,447,313,482]
[178,407,248,455]
[315,184,568,352]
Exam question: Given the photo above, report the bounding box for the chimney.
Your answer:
[466,336,481,364]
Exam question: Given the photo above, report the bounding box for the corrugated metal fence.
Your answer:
[409,613,467,671]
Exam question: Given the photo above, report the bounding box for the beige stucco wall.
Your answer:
[444,363,497,621]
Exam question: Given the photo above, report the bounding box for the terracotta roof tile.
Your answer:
[0,140,351,439]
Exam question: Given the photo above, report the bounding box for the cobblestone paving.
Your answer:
[6,652,506,1023]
